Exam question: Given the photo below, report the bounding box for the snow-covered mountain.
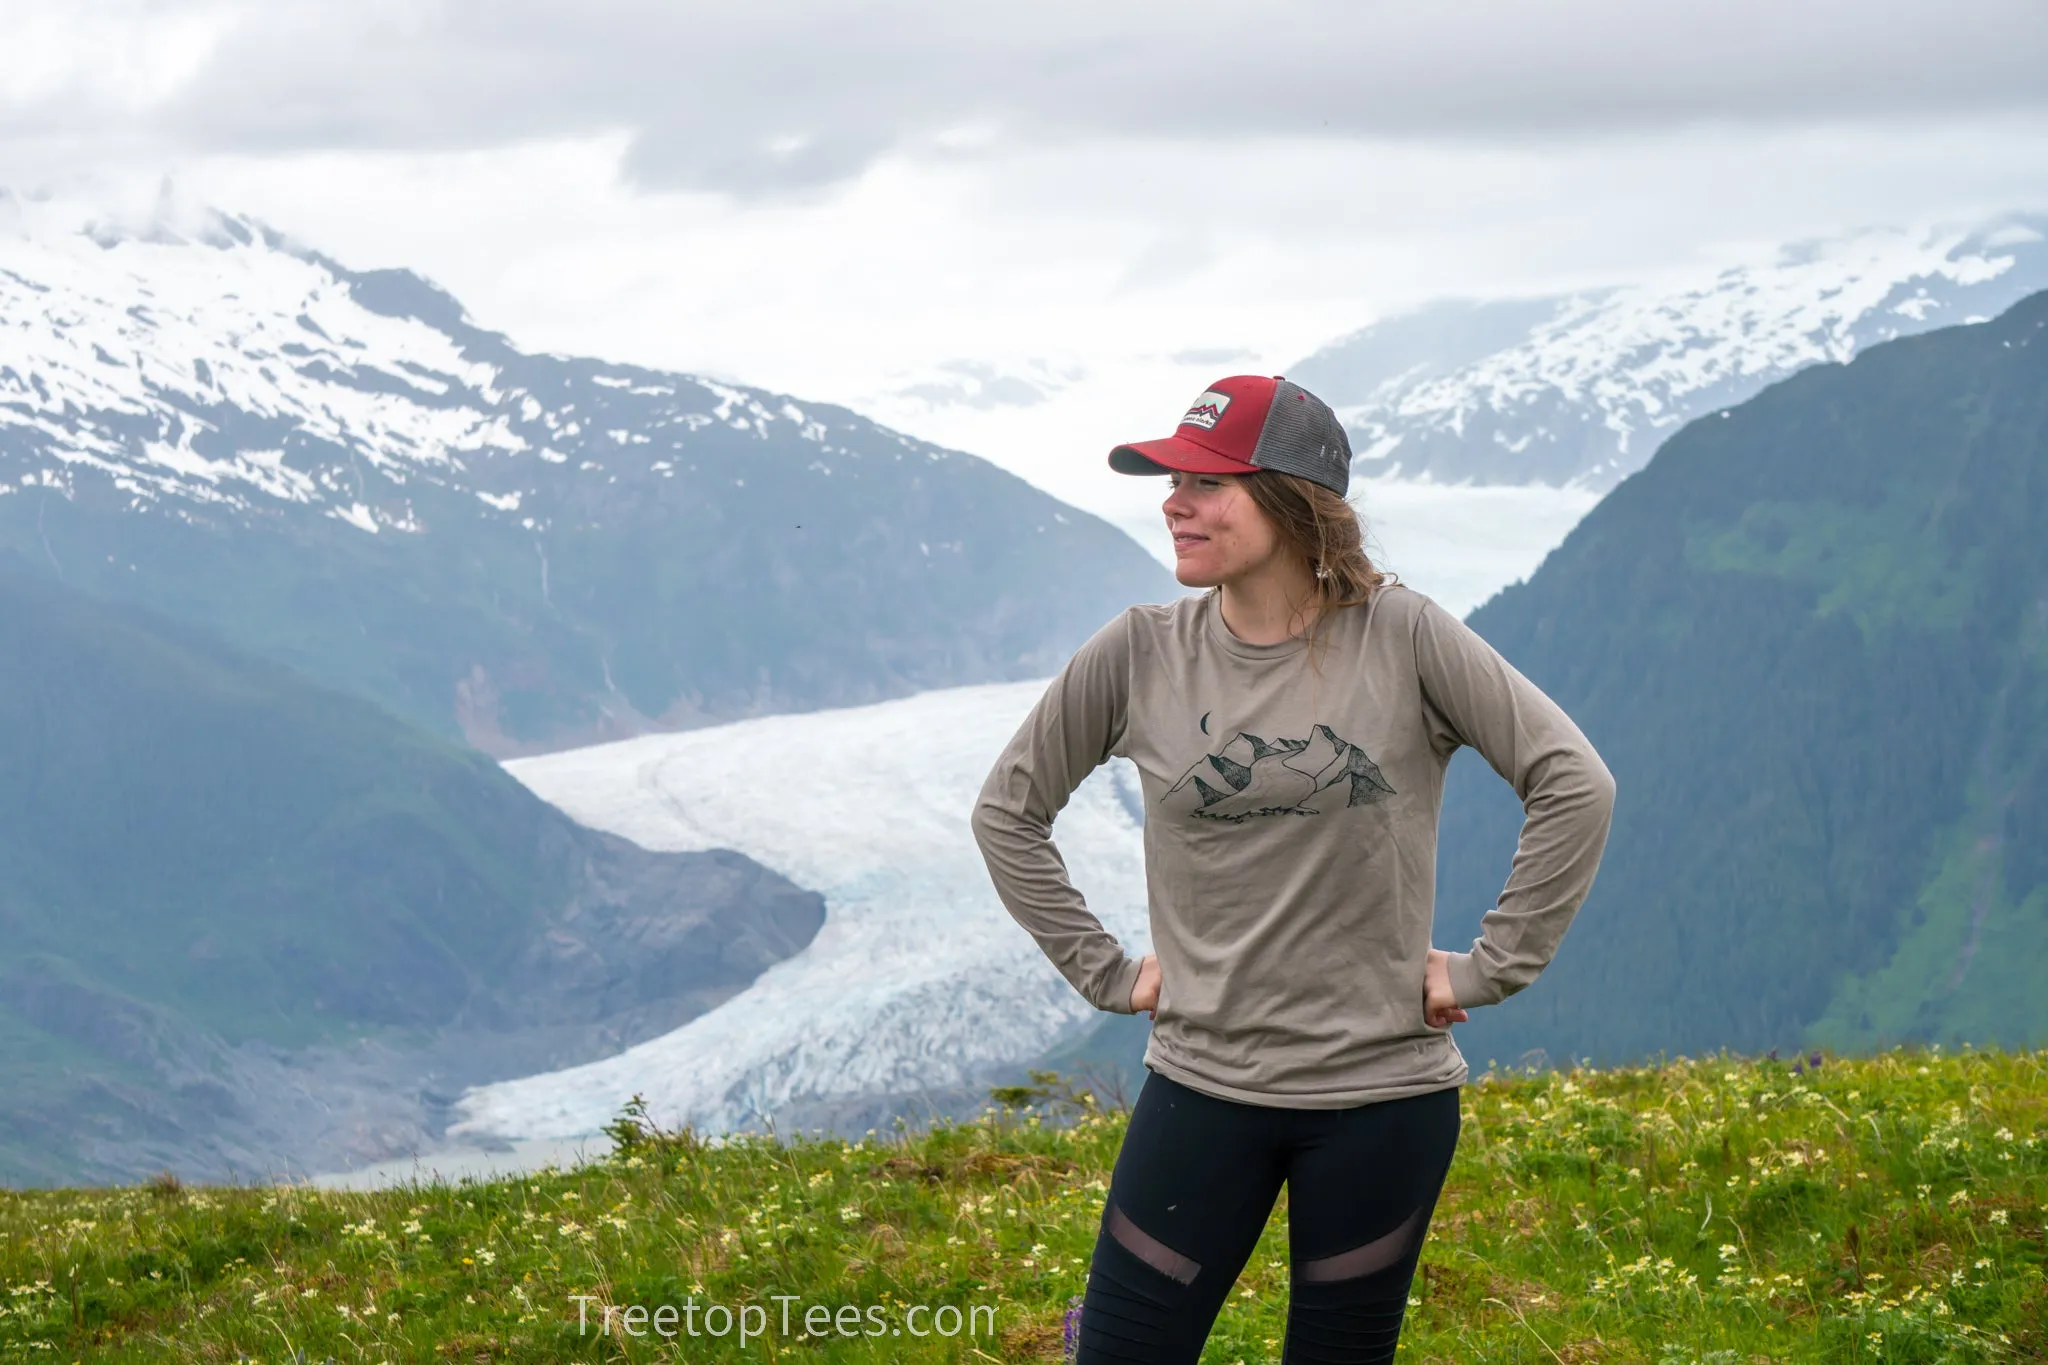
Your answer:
[0,192,1171,753]
[452,681,1149,1142]
[1289,218,2048,491]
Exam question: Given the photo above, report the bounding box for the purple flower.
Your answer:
[1063,1294,1085,1360]
[1809,1051,1824,1069]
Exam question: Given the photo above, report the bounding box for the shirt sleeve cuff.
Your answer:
[1100,953,1145,1015]
[1445,951,1504,1009]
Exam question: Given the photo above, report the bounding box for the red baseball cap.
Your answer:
[1108,374,1353,496]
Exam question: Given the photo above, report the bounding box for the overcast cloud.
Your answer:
[5,1,2048,602]
[5,1,2048,195]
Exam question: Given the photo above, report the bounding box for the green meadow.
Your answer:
[2,1047,2041,1363]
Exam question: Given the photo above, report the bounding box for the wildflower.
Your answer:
[1062,1294,1084,1361]
[1989,1210,2009,1226]
[839,1205,861,1224]
[1949,1190,1970,1207]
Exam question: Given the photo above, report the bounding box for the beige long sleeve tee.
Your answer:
[970,583,1617,1107]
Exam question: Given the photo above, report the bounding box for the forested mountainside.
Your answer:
[0,562,824,1185]
[1433,287,2048,1068]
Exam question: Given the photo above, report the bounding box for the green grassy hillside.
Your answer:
[1432,290,2048,1070]
[1,1048,2039,1362]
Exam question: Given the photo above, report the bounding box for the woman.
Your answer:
[970,374,1617,1364]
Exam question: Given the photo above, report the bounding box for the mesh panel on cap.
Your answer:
[1249,380,1352,495]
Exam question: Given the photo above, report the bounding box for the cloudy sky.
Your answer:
[6,0,2048,589]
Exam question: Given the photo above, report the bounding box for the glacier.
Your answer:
[452,680,1150,1142]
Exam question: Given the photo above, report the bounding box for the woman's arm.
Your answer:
[1413,596,1618,1010]
[971,612,1148,1015]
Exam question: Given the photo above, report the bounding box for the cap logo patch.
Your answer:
[1180,390,1232,430]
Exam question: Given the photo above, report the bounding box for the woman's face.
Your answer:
[1161,470,1285,588]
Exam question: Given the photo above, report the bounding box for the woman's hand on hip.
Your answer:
[1129,953,1161,1019]
[1424,948,1469,1030]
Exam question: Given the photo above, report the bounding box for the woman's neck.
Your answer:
[1216,558,1322,646]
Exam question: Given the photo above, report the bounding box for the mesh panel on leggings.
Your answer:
[1294,1204,1427,1284]
[1249,379,1351,493]
[1105,1202,1202,1285]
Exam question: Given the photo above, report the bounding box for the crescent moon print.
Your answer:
[1199,711,1211,735]
[1162,724,1396,824]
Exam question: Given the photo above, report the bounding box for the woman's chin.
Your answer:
[1172,557,1219,588]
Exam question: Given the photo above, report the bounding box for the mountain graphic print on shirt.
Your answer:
[1162,724,1397,824]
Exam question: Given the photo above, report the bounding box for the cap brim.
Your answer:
[1107,435,1260,477]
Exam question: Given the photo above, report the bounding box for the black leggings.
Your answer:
[1075,1070,1460,1364]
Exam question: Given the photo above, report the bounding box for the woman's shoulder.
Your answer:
[1354,579,1437,634]
[1115,592,1210,634]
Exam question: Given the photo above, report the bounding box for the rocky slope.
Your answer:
[1290,218,2048,490]
[0,194,1173,755]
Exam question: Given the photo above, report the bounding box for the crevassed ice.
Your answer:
[454,680,1150,1142]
